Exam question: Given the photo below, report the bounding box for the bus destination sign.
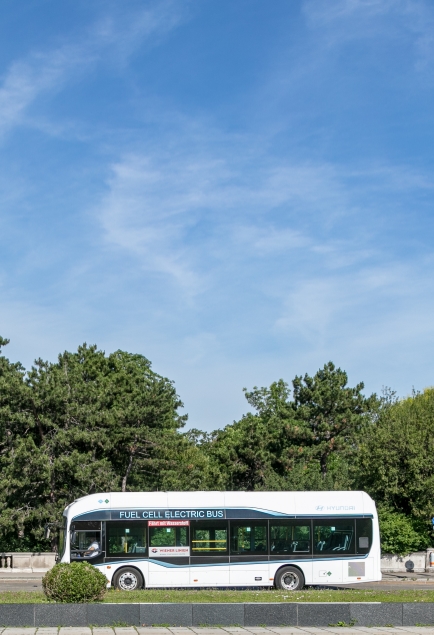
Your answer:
[116,509,225,520]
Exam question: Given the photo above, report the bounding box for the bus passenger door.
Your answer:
[229,522,269,586]
[190,520,230,586]
[148,523,190,586]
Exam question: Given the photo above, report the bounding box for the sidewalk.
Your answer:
[0,574,44,580]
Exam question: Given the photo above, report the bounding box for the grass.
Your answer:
[2,588,434,603]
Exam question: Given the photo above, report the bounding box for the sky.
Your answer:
[1,0,433,431]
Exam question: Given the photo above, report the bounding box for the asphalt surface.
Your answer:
[1,572,434,592]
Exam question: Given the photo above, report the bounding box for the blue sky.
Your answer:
[1,0,433,430]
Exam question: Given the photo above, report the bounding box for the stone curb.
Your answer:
[1,603,434,627]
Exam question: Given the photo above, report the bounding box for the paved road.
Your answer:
[2,581,434,592]
[0,627,434,634]
[2,572,434,592]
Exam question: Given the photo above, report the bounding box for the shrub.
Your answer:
[42,561,108,603]
[379,508,430,556]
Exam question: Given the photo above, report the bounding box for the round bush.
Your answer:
[42,562,108,603]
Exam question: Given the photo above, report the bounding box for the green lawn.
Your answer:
[2,588,434,603]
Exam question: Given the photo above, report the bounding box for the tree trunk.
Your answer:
[121,452,135,492]
[320,452,328,478]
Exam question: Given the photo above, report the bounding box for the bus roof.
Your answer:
[64,490,377,521]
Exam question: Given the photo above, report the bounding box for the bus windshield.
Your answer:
[70,521,101,559]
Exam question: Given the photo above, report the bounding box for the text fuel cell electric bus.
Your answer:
[59,491,381,591]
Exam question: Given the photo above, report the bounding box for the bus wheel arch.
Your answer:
[274,565,305,591]
[113,566,144,591]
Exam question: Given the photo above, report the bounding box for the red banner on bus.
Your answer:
[148,520,190,527]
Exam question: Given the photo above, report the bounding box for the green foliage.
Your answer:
[291,362,379,477]
[358,388,434,519]
[207,363,377,491]
[378,508,430,555]
[2,333,434,556]
[0,338,207,550]
[0,532,50,552]
[42,561,107,602]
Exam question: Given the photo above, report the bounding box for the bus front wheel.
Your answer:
[113,567,143,591]
[275,566,304,591]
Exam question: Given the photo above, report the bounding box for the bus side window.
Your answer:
[106,522,147,556]
[270,521,311,555]
[191,521,228,555]
[230,523,267,554]
[150,526,188,547]
[313,519,355,555]
[356,518,372,554]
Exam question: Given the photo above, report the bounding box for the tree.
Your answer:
[290,362,378,478]
[358,388,434,525]
[377,507,429,555]
[206,412,276,490]
[0,340,205,549]
[208,363,376,491]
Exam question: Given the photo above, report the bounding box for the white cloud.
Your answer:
[302,0,434,72]
[0,1,185,139]
[95,131,434,291]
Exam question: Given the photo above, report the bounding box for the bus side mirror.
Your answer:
[44,525,51,540]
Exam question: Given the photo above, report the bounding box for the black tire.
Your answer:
[275,566,305,591]
[113,567,144,591]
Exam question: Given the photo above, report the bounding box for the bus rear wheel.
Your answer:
[275,566,304,591]
[113,567,143,591]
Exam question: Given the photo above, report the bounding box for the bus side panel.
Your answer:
[148,561,189,586]
[189,564,230,586]
[341,556,374,583]
[229,562,270,585]
[312,558,343,584]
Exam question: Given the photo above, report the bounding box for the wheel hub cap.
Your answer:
[119,572,138,590]
[282,572,298,590]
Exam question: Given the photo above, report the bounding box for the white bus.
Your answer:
[59,490,381,591]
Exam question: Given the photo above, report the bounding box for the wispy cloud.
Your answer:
[0,0,185,139]
[1,0,434,430]
[302,0,434,70]
[96,130,434,291]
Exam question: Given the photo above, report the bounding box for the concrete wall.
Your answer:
[381,549,432,572]
[0,602,433,627]
[0,552,56,572]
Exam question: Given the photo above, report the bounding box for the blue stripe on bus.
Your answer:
[92,554,369,569]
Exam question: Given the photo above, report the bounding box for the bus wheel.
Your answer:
[113,567,143,591]
[275,566,304,591]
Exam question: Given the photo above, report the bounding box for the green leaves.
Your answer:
[378,508,430,555]
[0,339,202,550]
[358,388,434,520]
[208,362,377,491]
[290,362,379,478]
[42,562,108,602]
[1,333,434,554]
